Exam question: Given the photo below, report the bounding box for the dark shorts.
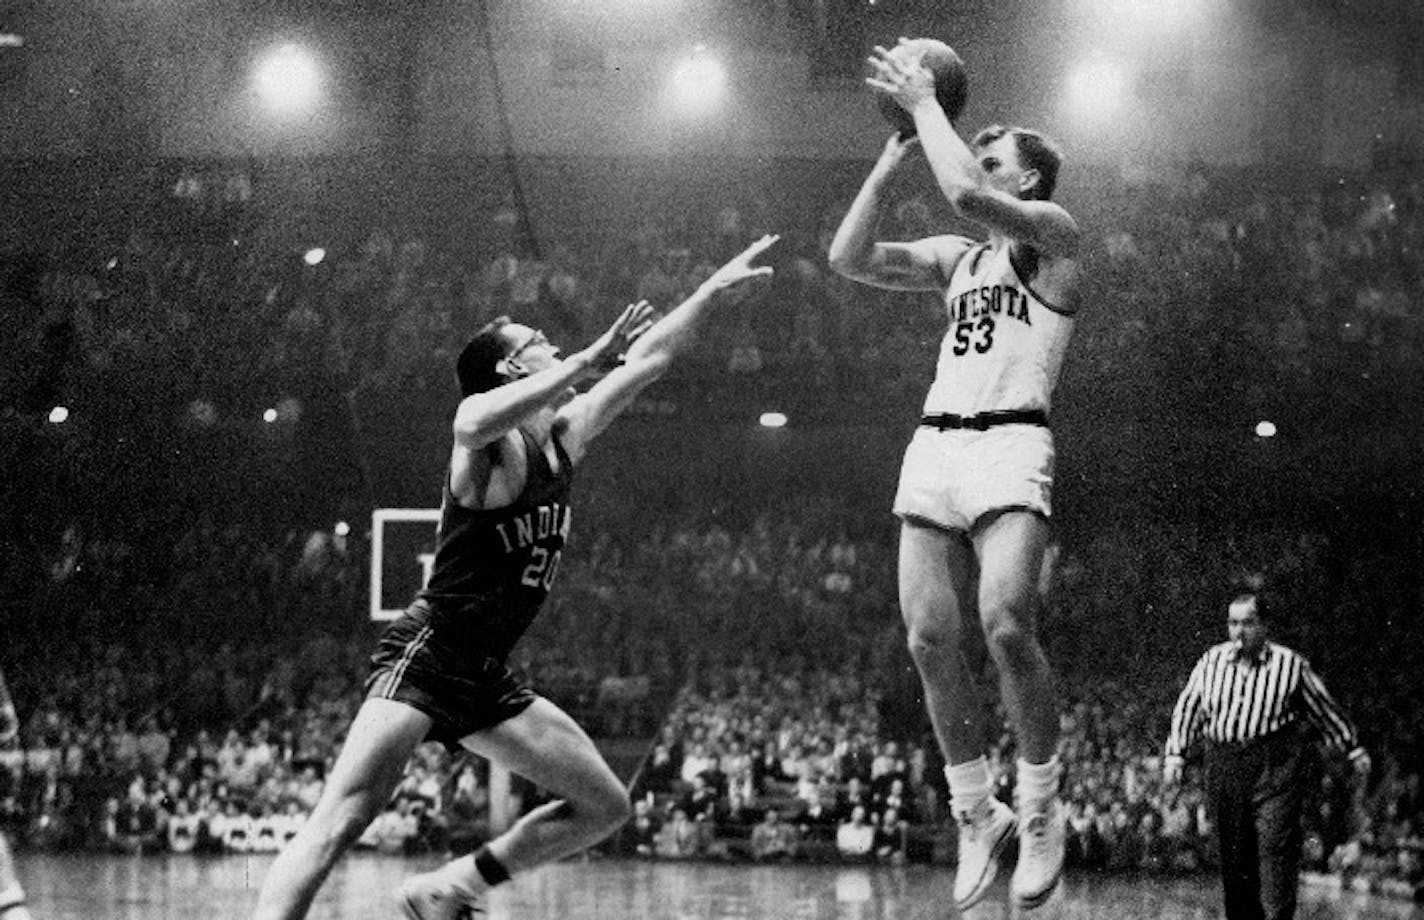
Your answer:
[365,600,537,751]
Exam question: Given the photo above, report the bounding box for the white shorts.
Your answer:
[892,424,1055,532]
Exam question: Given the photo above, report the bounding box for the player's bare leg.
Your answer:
[899,521,1015,910]
[253,699,432,920]
[397,697,630,920]
[0,833,34,920]
[973,510,1057,762]
[973,510,1063,909]
[899,521,996,759]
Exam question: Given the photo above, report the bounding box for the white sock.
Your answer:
[1016,756,1060,815]
[0,885,27,920]
[945,757,993,817]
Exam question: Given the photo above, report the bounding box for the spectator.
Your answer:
[654,808,705,860]
[217,800,253,853]
[835,805,875,863]
[165,798,201,854]
[836,776,873,822]
[677,774,718,822]
[442,765,491,856]
[617,798,661,859]
[642,744,679,797]
[358,798,418,856]
[749,808,798,862]
[111,784,161,855]
[875,806,908,865]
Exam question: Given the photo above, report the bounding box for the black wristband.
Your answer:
[473,845,511,887]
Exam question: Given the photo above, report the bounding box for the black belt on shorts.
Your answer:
[920,409,1049,431]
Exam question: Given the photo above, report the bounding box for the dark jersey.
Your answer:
[418,429,573,659]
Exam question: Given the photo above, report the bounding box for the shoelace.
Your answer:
[1022,812,1052,842]
[956,808,991,838]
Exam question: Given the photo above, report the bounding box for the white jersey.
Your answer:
[922,242,1075,417]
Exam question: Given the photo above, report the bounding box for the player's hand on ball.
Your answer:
[866,40,937,113]
[867,37,967,134]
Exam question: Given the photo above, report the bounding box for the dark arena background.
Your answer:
[2,0,1423,917]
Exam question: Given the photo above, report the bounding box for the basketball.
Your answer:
[873,38,968,136]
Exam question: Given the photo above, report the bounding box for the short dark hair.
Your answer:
[1229,586,1274,624]
[455,316,512,396]
[971,124,1063,201]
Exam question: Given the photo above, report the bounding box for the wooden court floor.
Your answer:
[16,851,1423,920]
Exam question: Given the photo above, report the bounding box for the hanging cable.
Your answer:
[474,0,543,260]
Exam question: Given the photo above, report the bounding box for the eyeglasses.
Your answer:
[507,329,548,363]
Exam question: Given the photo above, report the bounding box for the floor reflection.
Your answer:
[16,852,1423,920]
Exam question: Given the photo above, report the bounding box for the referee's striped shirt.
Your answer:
[1164,640,1363,762]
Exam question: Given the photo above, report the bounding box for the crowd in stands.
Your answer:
[0,154,1421,904]
[6,156,1420,430]
[2,498,1421,901]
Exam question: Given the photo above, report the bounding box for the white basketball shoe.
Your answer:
[397,869,487,920]
[1011,797,1066,910]
[952,796,1018,911]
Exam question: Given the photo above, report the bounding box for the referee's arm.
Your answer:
[1297,658,1371,776]
[1162,654,1209,783]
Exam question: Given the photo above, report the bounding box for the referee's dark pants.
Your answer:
[1204,726,1307,920]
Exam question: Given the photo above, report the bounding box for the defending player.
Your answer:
[0,668,35,920]
[251,235,777,920]
[828,39,1080,911]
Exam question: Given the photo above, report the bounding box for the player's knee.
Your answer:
[982,610,1036,669]
[308,800,379,853]
[906,621,961,664]
[562,773,631,830]
[586,785,632,831]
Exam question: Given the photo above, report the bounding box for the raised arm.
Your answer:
[558,235,778,461]
[867,41,1080,258]
[827,133,972,291]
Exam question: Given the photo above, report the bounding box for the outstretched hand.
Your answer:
[584,299,658,372]
[701,234,779,295]
[866,39,937,115]
[876,130,921,169]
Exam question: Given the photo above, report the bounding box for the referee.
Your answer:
[1162,589,1370,920]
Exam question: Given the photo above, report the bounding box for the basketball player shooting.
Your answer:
[250,234,777,920]
[827,38,1081,912]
